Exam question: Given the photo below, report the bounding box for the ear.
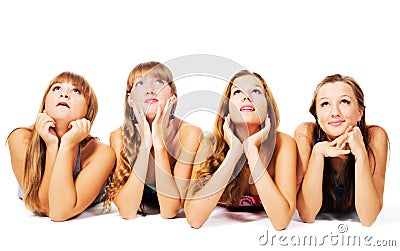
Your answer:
[127,94,134,108]
[357,106,364,122]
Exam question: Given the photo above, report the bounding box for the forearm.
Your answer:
[115,147,150,220]
[247,151,294,230]
[296,148,325,222]
[154,146,182,218]
[48,142,79,220]
[38,144,58,215]
[355,155,381,226]
[184,147,243,228]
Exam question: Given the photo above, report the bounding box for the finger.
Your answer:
[330,133,347,147]
[153,103,162,124]
[82,118,91,132]
[345,125,354,133]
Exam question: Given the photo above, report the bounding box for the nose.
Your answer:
[242,96,251,102]
[146,85,155,95]
[330,103,341,117]
[60,92,69,99]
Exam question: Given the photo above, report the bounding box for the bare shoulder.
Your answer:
[178,120,203,142]
[81,137,116,169]
[276,131,296,149]
[367,125,389,148]
[193,133,215,164]
[368,125,388,140]
[7,126,33,146]
[109,127,122,149]
[294,122,315,137]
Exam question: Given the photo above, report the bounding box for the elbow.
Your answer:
[185,215,205,229]
[271,220,289,231]
[271,216,293,231]
[358,211,379,227]
[184,207,206,229]
[120,211,137,220]
[360,218,376,227]
[270,208,295,231]
[357,203,382,227]
[49,210,73,222]
[298,210,317,223]
[299,214,316,224]
[117,206,138,220]
[160,207,180,219]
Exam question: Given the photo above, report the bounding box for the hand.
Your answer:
[223,115,241,150]
[131,102,152,149]
[152,95,177,149]
[61,118,91,147]
[243,118,271,156]
[346,126,367,158]
[314,126,352,158]
[35,111,58,146]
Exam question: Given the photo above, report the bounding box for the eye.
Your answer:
[320,101,329,107]
[341,99,351,104]
[252,88,262,94]
[134,81,143,87]
[51,85,61,92]
[155,79,165,85]
[72,88,81,95]
[232,89,241,95]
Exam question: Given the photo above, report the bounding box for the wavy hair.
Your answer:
[104,61,177,214]
[19,71,98,214]
[193,70,279,205]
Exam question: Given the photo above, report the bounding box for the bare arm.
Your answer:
[184,117,243,228]
[352,126,388,226]
[246,132,297,230]
[111,128,151,220]
[154,125,202,219]
[295,123,351,223]
[48,119,115,221]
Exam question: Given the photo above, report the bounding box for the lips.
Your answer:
[144,98,159,104]
[57,102,70,108]
[240,104,255,112]
[329,120,345,126]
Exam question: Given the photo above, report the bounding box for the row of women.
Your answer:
[7,61,389,230]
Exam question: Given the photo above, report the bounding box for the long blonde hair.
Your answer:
[104,61,177,213]
[194,70,279,205]
[19,71,98,214]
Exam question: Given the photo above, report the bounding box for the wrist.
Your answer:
[312,142,326,157]
[59,139,78,151]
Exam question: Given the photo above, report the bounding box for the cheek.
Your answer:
[43,94,55,112]
[316,108,328,121]
[253,99,268,118]
[228,100,241,121]
[77,99,88,116]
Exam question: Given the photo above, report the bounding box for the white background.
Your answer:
[1,0,399,250]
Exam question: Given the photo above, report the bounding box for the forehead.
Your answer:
[50,82,80,89]
[134,70,170,82]
[317,81,355,99]
[231,75,263,89]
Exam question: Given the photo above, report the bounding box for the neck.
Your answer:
[234,123,260,142]
[54,120,70,139]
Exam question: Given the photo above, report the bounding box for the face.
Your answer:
[316,81,363,140]
[128,73,173,120]
[228,75,268,127]
[44,82,88,122]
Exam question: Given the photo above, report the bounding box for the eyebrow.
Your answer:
[318,94,352,102]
